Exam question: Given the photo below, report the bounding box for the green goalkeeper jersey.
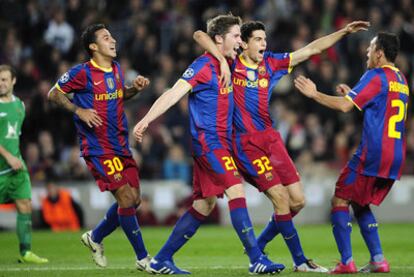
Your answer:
[0,95,26,175]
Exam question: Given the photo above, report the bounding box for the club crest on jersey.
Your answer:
[106,77,115,90]
[259,79,269,88]
[265,172,273,181]
[183,68,194,78]
[59,72,69,83]
[114,173,123,182]
[247,70,256,81]
[258,66,266,75]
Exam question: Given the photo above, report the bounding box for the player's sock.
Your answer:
[228,198,262,263]
[257,213,279,252]
[276,213,307,266]
[331,206,353,265]
[118,207,148,260]
[92,202,119,243]
[16,213,32,256]
[355,206,384,262]
[155,207,206,262]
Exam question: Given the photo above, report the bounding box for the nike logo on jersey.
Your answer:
[0,112,7,117]
[184,234,191,240]
[94,80,104,86]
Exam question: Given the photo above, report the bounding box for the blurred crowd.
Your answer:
[0,0,413,185]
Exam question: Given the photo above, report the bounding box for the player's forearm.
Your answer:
[312,91,352,113]
[124,86,139,100]
[48,88,79,113]
[193,31,226,63]
[0,145,13,160]
[291,28,348,66]
[143,88,183,124]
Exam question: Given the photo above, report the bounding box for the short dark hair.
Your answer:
[206,14,242,41]
[81,23,107,57]
[241,21,266,42]
[0,64,16,80]
[375,32,400,63]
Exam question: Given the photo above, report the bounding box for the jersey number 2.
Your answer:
[388,99,407,139]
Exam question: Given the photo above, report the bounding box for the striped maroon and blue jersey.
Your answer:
[55,59,131,157]
[180,53,234,156]
[345,65,409,180]
[232,52,292,134]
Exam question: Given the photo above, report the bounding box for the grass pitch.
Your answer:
[0,223,413,276]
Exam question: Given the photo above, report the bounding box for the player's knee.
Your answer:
[267,186,289,209]
[290,197,305,212]
[15,199,32,213]
[331,196,349,208]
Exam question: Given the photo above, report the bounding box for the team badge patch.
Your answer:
[183,68,194,78]
[59,72,70,83]
[265,172,273,181]
[259,79,268,88]
[258,66,266,75]
[106,77,115,90]
[114,173,123,182]
[247,70,256,81]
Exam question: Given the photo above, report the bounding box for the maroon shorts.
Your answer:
[84,155,140,192]
[192,149,242,200]
[335,166,394,206]
[233,128,300,192]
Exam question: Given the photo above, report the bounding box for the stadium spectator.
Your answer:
[40,180,84,232]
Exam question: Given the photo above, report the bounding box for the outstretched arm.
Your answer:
[290,21,370,66]
[48,88,103,128]
[294,75,354,113]
[193,30,231,87]
[133,79,192,142]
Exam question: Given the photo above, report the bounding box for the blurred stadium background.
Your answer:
[0,0,414,229]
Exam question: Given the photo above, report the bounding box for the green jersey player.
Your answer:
[0,64,48,264]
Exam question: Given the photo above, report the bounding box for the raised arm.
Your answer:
[133,79,192,142]
[290,21,370,66]
[193,30,231,87]
[294,75,354,113]
[48,88,103,128]
[124,75,150,100]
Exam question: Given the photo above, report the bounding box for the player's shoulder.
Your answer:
[193,53,213,65]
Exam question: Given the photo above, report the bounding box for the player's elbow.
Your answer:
[47,89,57,101]
[339,104,353,113]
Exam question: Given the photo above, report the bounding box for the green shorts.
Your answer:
[0,170,32,203]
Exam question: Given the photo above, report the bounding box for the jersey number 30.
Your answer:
[388,99,407,139]
[103,157,124,175]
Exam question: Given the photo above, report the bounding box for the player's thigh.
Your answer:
[192,196,217,216]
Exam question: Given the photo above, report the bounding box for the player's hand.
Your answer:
[219,59,231,87]
[75,108,103,128]
[133,120,149,143]
[336,83,352,96]
[294,75,318,98]
[344,21,370,34]
[5,154,23,171]
[133,75,150,91]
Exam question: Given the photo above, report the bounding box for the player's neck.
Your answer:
[240,53,258,68]
[91,55,113,70]
[0,92,13,103]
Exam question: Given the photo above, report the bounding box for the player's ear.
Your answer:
[11,77,16,86]
[89,43,98,53]
[214,34,223,44]
[241,41,248,50]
